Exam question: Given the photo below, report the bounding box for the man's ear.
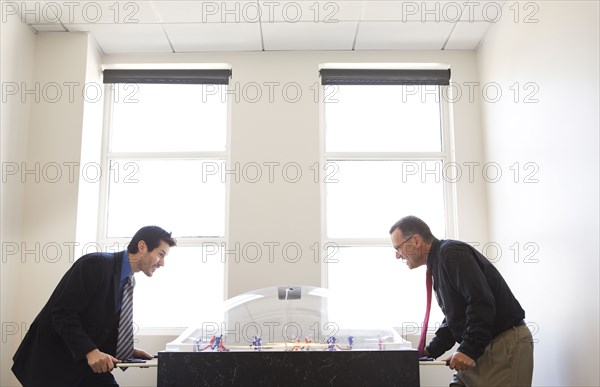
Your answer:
[138,240,147,253]
[413,234,421,247]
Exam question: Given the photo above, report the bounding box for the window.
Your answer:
[321,68,453,332]
[99,69,231,328]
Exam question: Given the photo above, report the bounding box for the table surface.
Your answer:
[114,355,446,367]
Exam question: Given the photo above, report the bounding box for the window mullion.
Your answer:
[323,238,392,246]
[324,152,446,160]
[97,84,116,242]
[106,151,228,160]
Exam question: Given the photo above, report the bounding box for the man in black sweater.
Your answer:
[390,216,533,386]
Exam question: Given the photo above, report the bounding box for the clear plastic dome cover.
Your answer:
[166,285,411,352]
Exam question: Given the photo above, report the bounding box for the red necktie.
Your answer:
[418,269,432,356]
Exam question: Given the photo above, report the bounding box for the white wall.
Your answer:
[19,30,95,324]
[0,15,35,387]
[104,50,489,300]
[1,29,104,386]
[477,1,599,386]
[75,34,105,253]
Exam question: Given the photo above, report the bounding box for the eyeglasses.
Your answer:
[395,235,414,252]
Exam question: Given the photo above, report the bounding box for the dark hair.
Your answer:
[389,216,435,243]
[127,226,177,253]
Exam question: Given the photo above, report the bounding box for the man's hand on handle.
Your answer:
[86,349,119,373]
[133,348,153,360]
[444,351,476,371]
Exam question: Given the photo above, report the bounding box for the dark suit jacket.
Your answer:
[12,251,126,386]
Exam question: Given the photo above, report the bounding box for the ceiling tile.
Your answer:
[163,23,263,52]
[30,24,68,32]
[262,21,358,50]
[363,1,464,22]
[444,21,492,49]
[8,1,61,24]
[53,1,158,24]
[153,1,260,23]
[19,1,494,52]
[459,0,507,22]
[258,0,365,22]
[355,21,455,50]
[66,24,172,53]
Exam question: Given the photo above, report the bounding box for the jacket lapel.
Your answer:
[113,251,124,314]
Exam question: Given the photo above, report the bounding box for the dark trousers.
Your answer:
[77,368,119,387]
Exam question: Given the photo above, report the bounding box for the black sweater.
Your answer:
[425,239,525,360]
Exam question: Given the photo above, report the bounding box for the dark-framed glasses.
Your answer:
[395,235,415,252]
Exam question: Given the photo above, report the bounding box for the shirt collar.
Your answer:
[426,238,440,272]
[121,250,132,281]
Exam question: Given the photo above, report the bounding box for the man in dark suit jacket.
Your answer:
[12,226,177,386]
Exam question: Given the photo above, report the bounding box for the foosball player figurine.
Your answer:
[303,336,312,351]
[218,337,229,352]
[199,335,217,351]
[326,336,338,351]
[251,335,262,351]
[292,337,302,351]
[212,335,223,351]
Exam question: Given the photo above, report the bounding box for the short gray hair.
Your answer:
[389,216,435,243]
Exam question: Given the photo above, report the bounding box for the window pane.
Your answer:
[106,159,225,238]
[325,85,442,152]
[327,246,444,329]
[134,245,224,327]
[110,84,227,152]
[326,160,446,238]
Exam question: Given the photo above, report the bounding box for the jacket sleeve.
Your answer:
[50,257,105,361]
[442,244,496,360]
[426,318,456,359]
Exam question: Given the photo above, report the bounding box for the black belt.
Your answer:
[493,320,527,339]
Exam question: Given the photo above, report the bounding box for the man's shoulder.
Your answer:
[439,239,473,253]
[75,251,123,268]
[437,239,494,274]
[437,240,479,265]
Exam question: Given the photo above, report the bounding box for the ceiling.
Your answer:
[19,0,505,54]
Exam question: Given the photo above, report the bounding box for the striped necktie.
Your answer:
[116,274,135,360]
[418,269,432,356]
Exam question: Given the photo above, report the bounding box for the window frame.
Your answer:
[96,78,231,329]
[319,72,457,288]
